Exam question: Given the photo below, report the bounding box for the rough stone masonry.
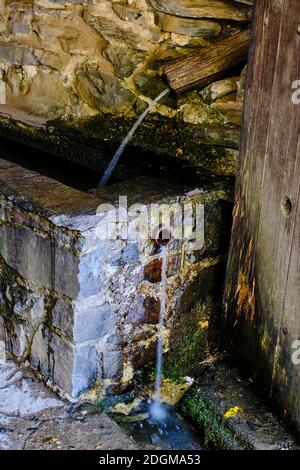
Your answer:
[0,0,252,176]
[0,155,232,399]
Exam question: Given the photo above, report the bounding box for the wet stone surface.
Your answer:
[0,348,137,450]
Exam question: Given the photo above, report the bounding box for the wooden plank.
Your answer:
[224,0,300,435]
[164,30,249,94]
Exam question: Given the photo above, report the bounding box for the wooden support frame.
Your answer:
[224,0,300,435]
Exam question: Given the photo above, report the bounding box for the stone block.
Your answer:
[50,298,74,340]
[30,325,100,398]
[77,250,104,298]
[102,350,122,379]
[73,341,100,396]
[75,70,136,114]
[0,225,111,300]
[0,272,46,359]
[155,12,222,38]
[0,157,233,398]
[8,12,32,35]
[126,294,160,324]
[74,301,117,343]
[0,43,38,66]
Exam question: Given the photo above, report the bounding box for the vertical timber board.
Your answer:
[224,0,300,434]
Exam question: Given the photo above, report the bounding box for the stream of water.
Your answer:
[98,88,170,187]
[150,244,168,422]
[114,400,202,450]
[99,88,204,448]
[112,242,203,449]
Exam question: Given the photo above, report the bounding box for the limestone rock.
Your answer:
[0,361,63,419]
[155,12,221,38]
[148,0,252,21]
[33,49,71,70]
[7,0,34,9]
[8,11,32,35]
[32,9,108,58]
[0,356,137,450]
[104,45,146,78]
[84,12,150,52]
[23,412,138,450]
[30,324,99,397]
[211,97,243,125]
[200,77,239,104]
[75,69,136,114]
[5,66,32,98]
[0,42,38,66]
[6,69,73,118]
[112,2,141,22]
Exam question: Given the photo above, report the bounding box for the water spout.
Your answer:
[150,243,168,421]
[98,88,170,188]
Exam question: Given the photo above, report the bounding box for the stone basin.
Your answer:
[0,141,233,399]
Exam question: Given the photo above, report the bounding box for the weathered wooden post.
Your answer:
[224,0,300,435]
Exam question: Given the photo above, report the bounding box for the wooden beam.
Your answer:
[164,30,249,94]
[223,0,300,435]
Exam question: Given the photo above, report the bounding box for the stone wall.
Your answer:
[0,0,252,175]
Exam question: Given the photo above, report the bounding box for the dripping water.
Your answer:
[98,88,170,188]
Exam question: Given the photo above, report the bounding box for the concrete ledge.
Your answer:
[181,362,299,450]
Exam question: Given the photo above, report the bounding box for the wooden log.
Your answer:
[164,30,249,94]
[148,0,252,22]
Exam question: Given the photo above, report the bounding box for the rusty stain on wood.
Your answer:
[234,238,256,326]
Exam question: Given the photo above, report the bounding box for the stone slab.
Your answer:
[181,362,299,450]
[0,351,137,450]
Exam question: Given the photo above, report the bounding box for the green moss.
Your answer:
[181,388,251,450]
[0,108,238,177]
[164,318,208,383]
[164,304,213,382]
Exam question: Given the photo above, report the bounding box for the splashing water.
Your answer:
[114,399,203,450]
[98,88,170,188]
[150,244,168,422]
